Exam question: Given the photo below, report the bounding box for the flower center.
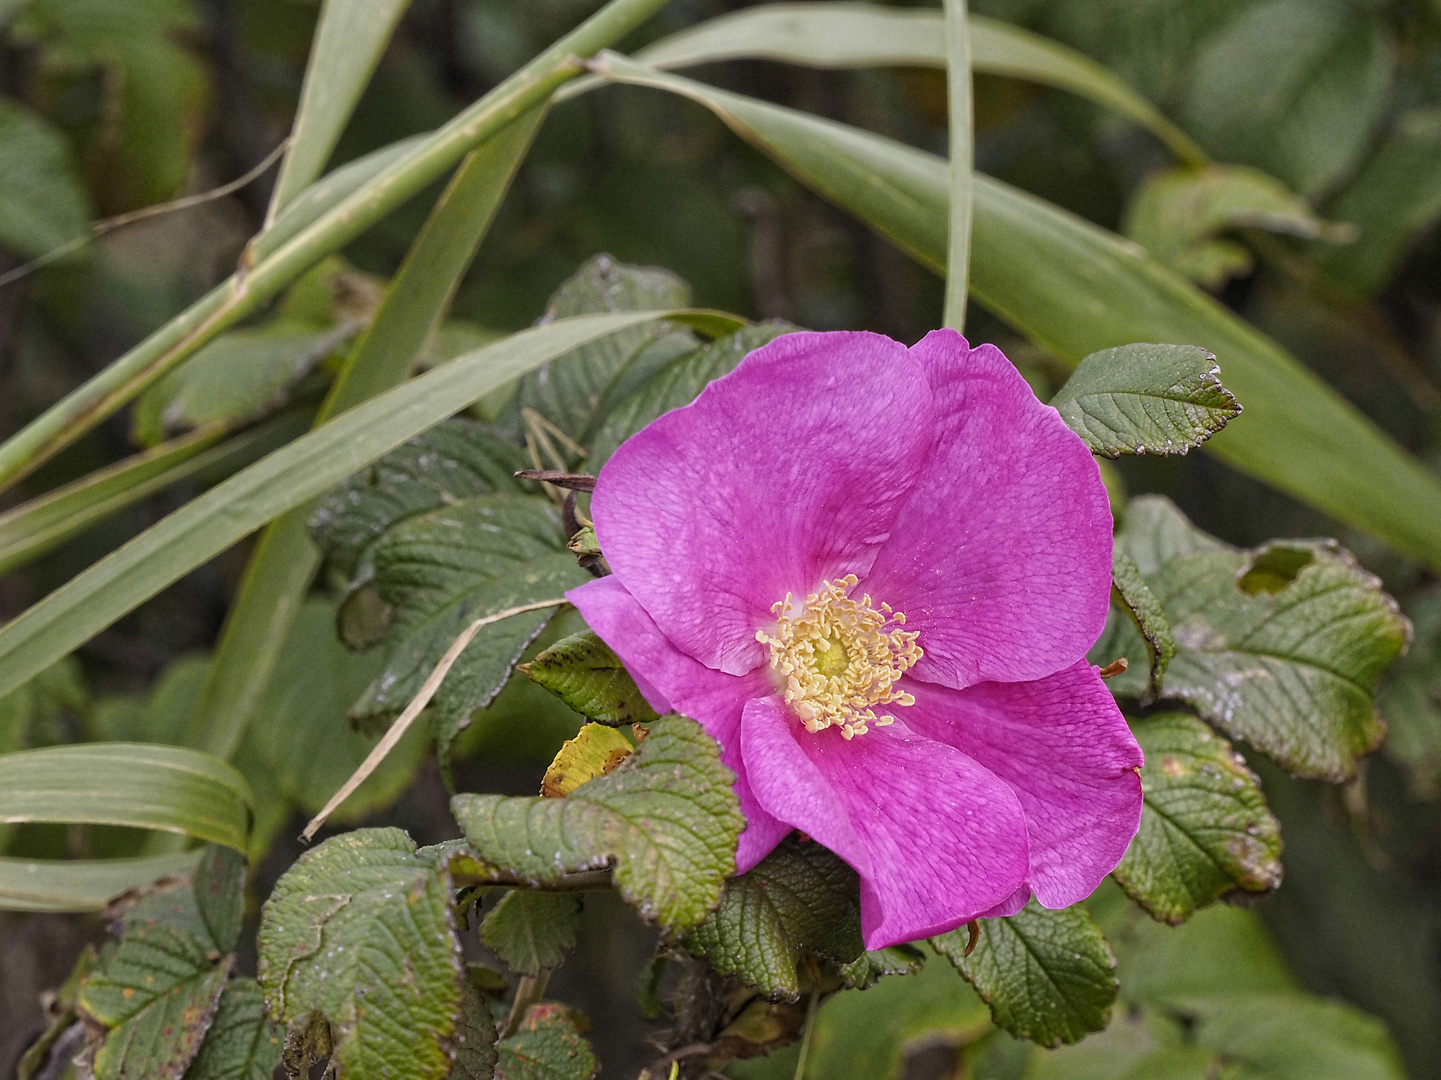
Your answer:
[755,574,922,739]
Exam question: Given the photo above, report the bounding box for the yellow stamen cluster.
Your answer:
[756,575,922,740]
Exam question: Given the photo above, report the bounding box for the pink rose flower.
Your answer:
[569,329,1143,949]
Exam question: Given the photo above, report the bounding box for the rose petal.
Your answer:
[863,330,1113,688]
[740,696,1030,949]
[978,883,1032,919]
[592,331,932,675]
[568,576,790,871]
[900,661,1143,908]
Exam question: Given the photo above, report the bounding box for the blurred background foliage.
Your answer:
[4,0,1441,1077]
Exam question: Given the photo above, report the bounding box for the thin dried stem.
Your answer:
[300,598,568,840]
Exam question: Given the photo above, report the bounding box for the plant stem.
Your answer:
[791,985,821,1080]
[942,0,973,331]
[503,972,552,1038]
[0,0,675,493]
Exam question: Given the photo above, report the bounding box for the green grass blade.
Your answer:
[266,0,413,219]
[0,0,672,492]
[0,411,310,577]
[943,0,973,330]
[0,852,203,912]
[0,743,252,851]
[584,3,1206,164]
[186,108,548,761]
[0,311,740,703]
[589,56,1441,569]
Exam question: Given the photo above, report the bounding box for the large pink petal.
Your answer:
[863,330,1112,688]
[900,661,1142,909]
[739,696,1029,949]
[592,331,933,676]
[568,576,790,871]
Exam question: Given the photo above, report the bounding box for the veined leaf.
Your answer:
[450,981,500,1080]
[686,835,863,1000]
[0,312,737,705]
[452,714,742,930]
[480,891,582,977]
[522,630,658,727]
[353,494,590,758]
[0,743,252,852]
[80,931,232,1080]
[586,321,794,467]
[586,58,1441,573]
[1114,713,1282,924]
[182,978,284,1080]
[593,3,1205,163]
[1118,497,1409,781]
[934,902,1117,1047]
[501,255,694,448]
[1049,343,1240,458]
[266,0,412,217]
[1109,549,1175,698]
[495,1004,597,1080]
[308,417,529,609]
[256,827,464,1080]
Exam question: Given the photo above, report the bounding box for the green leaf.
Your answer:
[610,3,1205,163]
[685,835,863,999]
[1113,713,1282,924]
[0,312,733,705]
[131,324,341,447]
[266,0,413,216]
[1117,497,1410,781]
[1377,588,1441,800]
[1183,993,1409,1080]
[521,630,658,727]
[256,827,463,1080]
[1049,344,1241,458]
[242,598,429,820]
[1182,0,1392,197]
[802,944,989,1080]
[79,928,233,1080]
[354,494,590,757]
[587,57,1441,573]
[0,98,91,259]
[1318,111,1441,295]
[0,743,252,853]
[182,977,284,1080]
[839,945,926,991]
[586,321,794,467]
[934,901,1117,1047]
[502,255,693,447]
[480,891,582,977]
[450,981,500,1080]
[1109,549,1175,698]
[1123,165,1354,288]
[452,714,743,930]
[309,418,529,600]
[495,1003,597,1080]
